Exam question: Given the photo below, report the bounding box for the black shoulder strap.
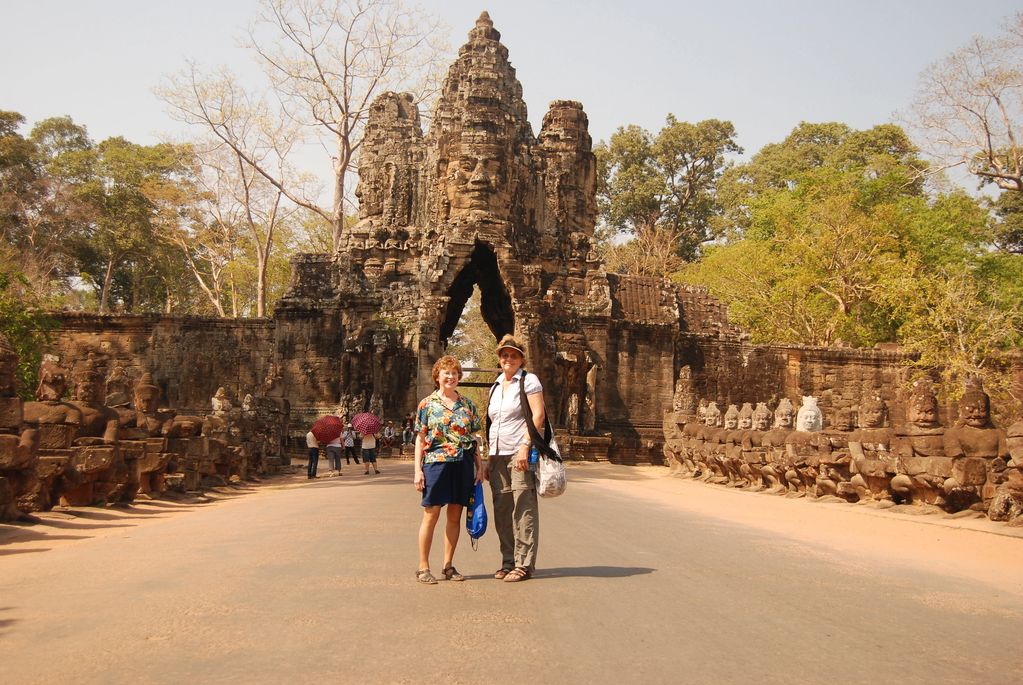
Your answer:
[484,378,500,439]
[518,369,561,462]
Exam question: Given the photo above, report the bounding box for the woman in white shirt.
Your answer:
[485,334,545,583]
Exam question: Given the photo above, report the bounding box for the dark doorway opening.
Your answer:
[440,241,514,345]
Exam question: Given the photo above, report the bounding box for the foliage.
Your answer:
[0,264,56,399]
[595,115,741,272]
[681,121,1023,397]
[445,288,500,412]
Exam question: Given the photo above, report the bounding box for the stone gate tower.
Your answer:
[275,13,738,460]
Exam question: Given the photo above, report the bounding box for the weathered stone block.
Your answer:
[0,434,26,470]
[0,397,22,429]
[38,424,75,450]
[952,457,988,487]
[72,446,116,474]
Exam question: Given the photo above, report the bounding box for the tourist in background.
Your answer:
[326,434,343,476]
[361,430,381,474]
[402,422,415,447]
[413,355,483,584]
[382,420,397,448]
[341,424,359,465]
[306,429,320,479]
[485,334,544,582]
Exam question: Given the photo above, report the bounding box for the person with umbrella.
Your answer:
[353,412,382,475]
[412,355,483,584]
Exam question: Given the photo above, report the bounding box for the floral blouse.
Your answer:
[415,391,482,464]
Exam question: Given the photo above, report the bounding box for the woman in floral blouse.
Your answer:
[413,355,483,584]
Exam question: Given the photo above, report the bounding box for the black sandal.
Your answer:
[503,567,532,583]
[416,569,437,584]
[442,565,465,581]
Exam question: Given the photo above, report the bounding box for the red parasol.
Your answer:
[311,415,344,443]
[351,412,382,436]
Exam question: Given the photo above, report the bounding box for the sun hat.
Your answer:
[495,334,526,356]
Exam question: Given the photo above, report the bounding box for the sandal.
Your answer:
[494,567,514,580]
[415,569,437,585]
[503,567,532,583]
[442,565,465,582]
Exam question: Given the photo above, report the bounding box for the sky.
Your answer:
[3,0,1019,183]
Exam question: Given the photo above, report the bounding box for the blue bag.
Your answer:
[466,480,487,549]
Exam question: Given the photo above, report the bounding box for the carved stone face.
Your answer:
[135,388,160,414]
[443,137,508,221]
[833,410,854,432]
[775,411,793,429]
[724,414,738,430]
[960,393,990,428]
[796,409,821,432]
[73,376,104,405]
[739,415,753,430]
[753,413,771,431]
[37,362,68,402]
[860,404,885,429]
[908,396,939,428]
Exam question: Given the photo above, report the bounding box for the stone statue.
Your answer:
[23,359,82,447]
[891,380,948,505]
[68,357,120,445]
[848,396,896,503]
[738,402,773,490]
[761,398,795,492]
[816,407,855,499]
[672,365,696,414]
[942,378,1008,511]
[784,396,825,494]
[0,333,39,519]
[583,358,598,432]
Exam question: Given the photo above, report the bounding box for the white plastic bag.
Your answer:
[536,437,567,498]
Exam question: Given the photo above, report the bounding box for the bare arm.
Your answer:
[414,433,426,491]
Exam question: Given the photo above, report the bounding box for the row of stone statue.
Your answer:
[0,335,290,522]
[662,377,1023,525]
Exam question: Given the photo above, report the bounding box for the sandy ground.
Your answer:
[1,461,1021,684]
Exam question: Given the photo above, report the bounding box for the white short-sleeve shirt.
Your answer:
[487,371,543,456]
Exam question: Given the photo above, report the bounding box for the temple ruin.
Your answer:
[5,13,1018,527]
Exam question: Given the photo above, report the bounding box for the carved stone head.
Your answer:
[773,398,795,429]
[704,401,722,427]
[134,373,162,414]
[795,396,822,432]
[858,396,888,429]
[753,402,772,431]
[723,404,740,430]
[960,377,992,428]
[832,407,855,432]
[1008,421,1023,465]
[212,387,232,414]
[36,358,69,402]
[738,403,754,430]
[72,357,105,405]
[907,380,940,429]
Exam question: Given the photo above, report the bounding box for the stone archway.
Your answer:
[439,241,514,346]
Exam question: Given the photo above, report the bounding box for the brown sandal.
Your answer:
[503,567,532,583]
[416,569,438,584]
[494,567,513,580]
[442,565,465,581]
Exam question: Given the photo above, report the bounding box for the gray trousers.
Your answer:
[489,453,539,571]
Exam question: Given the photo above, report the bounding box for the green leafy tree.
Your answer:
[0,266,56,400]
[595,116,741,272]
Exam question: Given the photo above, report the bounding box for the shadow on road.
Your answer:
[538,565,656,579]
[0,607,19,636]
[0,547,49,556]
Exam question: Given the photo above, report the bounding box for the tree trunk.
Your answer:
[99,259,116,314]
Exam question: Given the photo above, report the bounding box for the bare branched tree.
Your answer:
[160,0,447,257]
[907,13,1023,191]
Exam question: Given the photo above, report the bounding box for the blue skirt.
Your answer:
[421,458,474,507]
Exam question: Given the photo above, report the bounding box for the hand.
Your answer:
[414,470,425,492]
[514,445,529,472]
[482,462,490,482]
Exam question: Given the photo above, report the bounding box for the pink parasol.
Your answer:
[351,412,382,436]
[311,415,344,443]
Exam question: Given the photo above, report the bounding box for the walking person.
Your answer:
[326,434,343,476]
[341,424,359,465]
[361,430,381,474]
[485,335,545,583]
[413,355,483,584]
[306,429,320,479]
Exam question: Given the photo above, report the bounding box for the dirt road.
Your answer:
[2,462,1021,684]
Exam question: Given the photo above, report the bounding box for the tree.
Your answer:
[907,12,1023,192]
[160,0,447,254]
[0,266,56,400]
[595,116,741,271]
[715,121,926,237]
